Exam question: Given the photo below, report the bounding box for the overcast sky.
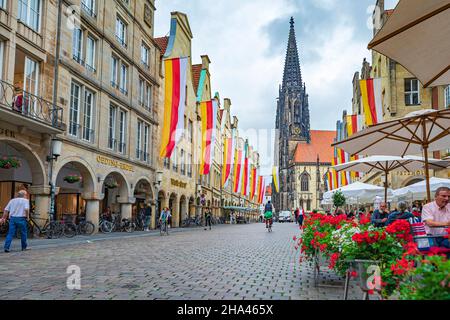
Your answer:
[154,0,399,175]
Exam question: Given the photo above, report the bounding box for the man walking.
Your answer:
[144,203,152,231]
[1,190,30,252]
[298,207,304,226]
[204,208,212,230]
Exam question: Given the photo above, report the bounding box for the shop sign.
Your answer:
[0,128,16,138]
[171,179,187,189]
[96,155,134,172]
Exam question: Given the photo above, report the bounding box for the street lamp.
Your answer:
[47,138,62,221]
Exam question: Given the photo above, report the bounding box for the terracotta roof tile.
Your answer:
[154,36,169,55]
[192,64,202,95]
[293,130,336,164]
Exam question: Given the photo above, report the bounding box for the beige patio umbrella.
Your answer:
[332,109,450,202]
[368,0,450,87]
[332,155,450,203]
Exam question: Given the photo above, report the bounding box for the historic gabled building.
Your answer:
[273,17,335,212]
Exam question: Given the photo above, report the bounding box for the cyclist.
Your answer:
[264,201,274,229]
[159,207,170,233]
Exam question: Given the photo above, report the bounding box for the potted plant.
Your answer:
[332,190,346,212]
[104,179,118,189]
[0,156,21,169]
[63,174,82,184]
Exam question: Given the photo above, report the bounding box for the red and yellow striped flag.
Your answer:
[200,100,214,175]
[222,136,232,187]
[360,78,383,126]
[160,57,188,158]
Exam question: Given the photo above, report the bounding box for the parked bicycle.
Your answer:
[75,217,95,236]
[29,216,64,239]
[100,213,135,233]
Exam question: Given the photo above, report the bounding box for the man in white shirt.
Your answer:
[0,190,30,252]
[421,187,450,248]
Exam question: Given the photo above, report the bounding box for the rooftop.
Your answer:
[293,130,336,164]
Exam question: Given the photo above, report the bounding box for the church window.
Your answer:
[301,174,309,192]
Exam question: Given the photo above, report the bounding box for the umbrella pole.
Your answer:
[384,170,388,204]
[423,145,431,202]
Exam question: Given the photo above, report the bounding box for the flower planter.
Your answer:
[0,157,21,169]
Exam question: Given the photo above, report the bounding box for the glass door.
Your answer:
[23,56,39,116]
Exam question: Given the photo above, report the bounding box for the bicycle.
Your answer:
[265,218,273,232]
[29,216,64,239]
[159,219,169,235]
[75,217,95,236]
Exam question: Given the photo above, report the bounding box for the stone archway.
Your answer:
[157,190,166,221]
[403,176,425,187]
[0,138,47,219]
[169,193,178,227]
[179,195,187,226]
[54,159,96,223]
[188,196,195,218]
[133,178,154,220]
[101,171,131,219]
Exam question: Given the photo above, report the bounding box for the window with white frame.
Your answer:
[0,41,4,80]
[187,153,192,177]
[108,105,117,150]
[145,83,152,111]
[83,89,95,142]
[138,78,144,106]
[81,0,96,17]
[85,35,96,72]
[180,149,185,175]
[445,86,450,109]
[143,124,149,162]
[72,27,83,64]
[141,42,150,68]
[111,55,119,88]
[119,63,127,95]
[118,109,126,154]
[115,15,127,48]
[69,83,81,137]
[172,148,178,172]
[0,0,5,10]
[18,0,41,32]
[136,120,142,159]
[404,78,420,105]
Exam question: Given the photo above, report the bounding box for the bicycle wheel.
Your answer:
[32,224,41,238]
[124,222,135,233]
[47,222,63,239]
[63,223,77,238]
[159,222,164,235]
[101,221,113,233]
[80,221,95,235]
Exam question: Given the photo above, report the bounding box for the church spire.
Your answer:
[282,17,302,89]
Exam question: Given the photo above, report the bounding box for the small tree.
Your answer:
[332,190,346,209]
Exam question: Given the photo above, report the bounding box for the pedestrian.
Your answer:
[1,190,30,252]
[294,208,299,224]
[298,207,304,226]
[204,208,212,230]
[230,211,234,224]
[167,207,172,229]
[144,203,152,231]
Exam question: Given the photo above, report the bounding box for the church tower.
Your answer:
[274,17,311,211]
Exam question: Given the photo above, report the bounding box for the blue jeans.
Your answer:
[4,217,28,251]
[144,216,151,229]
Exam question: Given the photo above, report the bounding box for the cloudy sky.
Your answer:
[154,0,399,175]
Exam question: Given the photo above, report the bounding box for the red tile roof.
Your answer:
[293,130,336,164]
[192,64,202,95]
[385,9,394,16]
[154,36,169,56]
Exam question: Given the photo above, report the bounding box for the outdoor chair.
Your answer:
[410,222,450,256]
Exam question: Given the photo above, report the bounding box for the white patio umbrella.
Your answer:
[393,177,450,201]
[332,155,450,203]
[368,0,450,87]
[323,181,394,205]
[332,109,450,201]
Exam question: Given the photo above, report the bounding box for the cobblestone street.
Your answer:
[0,223,363,300]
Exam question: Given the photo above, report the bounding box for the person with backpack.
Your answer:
[264,201,273,229]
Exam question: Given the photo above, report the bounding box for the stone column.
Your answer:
[29,185,50,228]
[120,203,132,220]
[151,203,156,229]
[85,200,100,233]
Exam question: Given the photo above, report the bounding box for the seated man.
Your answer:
[371,202,389,227]
[386,201,417,225]
[421,187,450,249]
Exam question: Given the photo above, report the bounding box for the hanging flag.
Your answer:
[199,100,214,175]
[331,157,339,189]
[210,96,219,162]
[250,166,257,200]
[241,140,249,196]
[257,176,264,204]
[272,166,279,193]
[233,138,242,193]
[360,78,383,126]
[222,134,232,187]
[160,57,188,158]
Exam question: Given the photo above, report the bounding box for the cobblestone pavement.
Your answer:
[0,223,364,300]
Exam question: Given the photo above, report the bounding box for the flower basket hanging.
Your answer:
[63,175,82,184]
[0,157,21,169]
[104,179,119,189]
